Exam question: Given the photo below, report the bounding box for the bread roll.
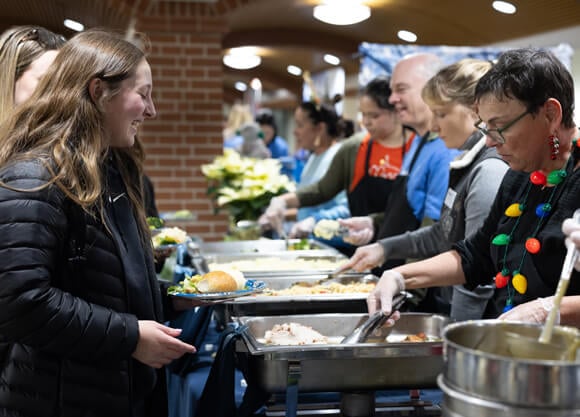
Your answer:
[218,267,247,290]
[197,270,238,293]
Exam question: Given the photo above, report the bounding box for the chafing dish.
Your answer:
[207,253,348,280]
[199,238,340,256]
[225,274,375,318]
[235,313,448,392]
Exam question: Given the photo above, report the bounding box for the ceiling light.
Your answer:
[287,65,302,76]
[223,47,261,70]
[324,54,340,66]
[64,19,84,32]
[313,1,371,26]
[492,1,517,14]
[234,82,247,92]
[250,78,262,90]
[397,30,417,43]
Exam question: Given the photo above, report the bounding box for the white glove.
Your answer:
[342,243,385,273]
[367,270,405,321]
[562,216,580,271]
[290,216,315,238]
[498,297,559,325]
[339,217,374,246]
[259,196,286,236]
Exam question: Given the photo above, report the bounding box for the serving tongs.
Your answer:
[341,292,408,344]
[186,240,210,275]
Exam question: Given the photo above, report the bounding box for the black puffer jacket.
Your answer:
[0,159,167,417]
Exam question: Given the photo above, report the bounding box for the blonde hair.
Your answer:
[224,103,253,139]
[422,58,493,108]
[0,29,150,243]
[0,26,66,123]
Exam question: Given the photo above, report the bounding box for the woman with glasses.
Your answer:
[0,26,66,123]
[367,48,580,326]
[342,59,509,320]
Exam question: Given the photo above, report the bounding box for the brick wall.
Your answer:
[135,0,254,241]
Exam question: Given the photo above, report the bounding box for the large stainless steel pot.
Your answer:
[440,320,580,416]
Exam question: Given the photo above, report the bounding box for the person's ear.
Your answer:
[88,78,104,104]
[544,98,562,126]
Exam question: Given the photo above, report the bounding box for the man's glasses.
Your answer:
[474,109,530,144]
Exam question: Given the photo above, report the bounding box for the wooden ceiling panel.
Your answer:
[2,0,579,106]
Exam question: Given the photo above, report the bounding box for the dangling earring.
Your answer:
[548,134,560,160]
[314,135,321,147]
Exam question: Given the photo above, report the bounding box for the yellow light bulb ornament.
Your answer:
[512,272,528,294]
[505,203,523,217]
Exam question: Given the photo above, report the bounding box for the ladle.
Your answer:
[504,209,580,360]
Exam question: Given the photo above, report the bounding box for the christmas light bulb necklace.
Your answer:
[493,138,579,312]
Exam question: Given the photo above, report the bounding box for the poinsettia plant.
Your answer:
[201,149,295,223]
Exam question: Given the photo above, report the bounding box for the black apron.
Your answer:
[347,139,398,216]
[375,133,429,270]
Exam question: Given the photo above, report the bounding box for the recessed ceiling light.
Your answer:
[64,19,84,32]
[313,1,371,26]
[223,47,261,70]
[397,30,417,43]
[323,54,340,66]
[234,81,247,92]
[287,65,302,76]
[492,1,517,14]
[250,78,262,90]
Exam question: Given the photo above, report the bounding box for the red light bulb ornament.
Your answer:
[494,270,509,288]
[525,237,541,254]
[529,171,546,185]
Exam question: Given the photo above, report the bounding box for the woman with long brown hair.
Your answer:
[0,29,194,417]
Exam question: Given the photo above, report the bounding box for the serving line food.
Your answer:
[224,274,378,318]
[235,312,447,387]
[199,238,341,256]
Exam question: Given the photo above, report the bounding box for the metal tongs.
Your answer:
[186,240,210,274]
[341,292,408,344]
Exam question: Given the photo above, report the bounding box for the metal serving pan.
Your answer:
[225,274,374,317]
[199,238,340,256]
[206,253,348,279]
[235,313,448,392]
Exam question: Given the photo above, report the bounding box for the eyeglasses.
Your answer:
[474,109,530,144]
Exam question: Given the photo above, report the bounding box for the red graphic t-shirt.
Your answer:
[349,132,415,192]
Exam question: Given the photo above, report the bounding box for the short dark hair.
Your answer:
[299,101,341,138]
[361,76,395,111]
[475,48,575,128]
[255,108,278,137]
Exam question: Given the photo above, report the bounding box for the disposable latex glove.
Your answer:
[367,270,406,325]
[562,216,580,271]
[339,217,374,246]
[290,216,315,238]
[498,297,558,325]
[341,243,385,273]
[259,196,286,236]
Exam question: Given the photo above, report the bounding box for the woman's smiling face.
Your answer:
[102,58,157,148]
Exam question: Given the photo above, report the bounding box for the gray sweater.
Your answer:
[380,133,509,319]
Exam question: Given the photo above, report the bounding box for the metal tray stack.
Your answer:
[236,313,449,392]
